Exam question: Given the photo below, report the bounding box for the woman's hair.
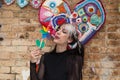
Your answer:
[60,23,84,80]
[59,23,84,63]
[53,23,84,80]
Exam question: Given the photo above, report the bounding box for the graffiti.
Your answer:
[39,0,106,45]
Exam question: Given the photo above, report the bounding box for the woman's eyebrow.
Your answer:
[63,28,69,33]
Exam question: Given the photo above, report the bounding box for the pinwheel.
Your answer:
[36,26,56,49]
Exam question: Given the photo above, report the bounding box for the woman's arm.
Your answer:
[30,55,45,80]
[30,62,39,80]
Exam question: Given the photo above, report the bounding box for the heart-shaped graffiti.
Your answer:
[4,0,15,5]
[39,0,106,45]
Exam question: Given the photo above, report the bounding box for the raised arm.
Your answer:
[30,54,45,80]
[30,48,45,80]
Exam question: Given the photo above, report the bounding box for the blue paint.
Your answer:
[75,0,105,25]
[49,2,56,9]
[63,2,71,15]
[6,0,11,3]
[21,0,24,3]
[81,30,96,45]
[17,0,28,8]
[52,14,70,29]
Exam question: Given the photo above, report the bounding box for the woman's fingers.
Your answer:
[30,48,42,63]
[31,49,40,55]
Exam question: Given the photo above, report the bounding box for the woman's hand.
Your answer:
[30,48,42,63]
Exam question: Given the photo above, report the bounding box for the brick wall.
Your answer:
[0,0,120,80]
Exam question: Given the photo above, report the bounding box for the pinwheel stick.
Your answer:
[39,39,43,49]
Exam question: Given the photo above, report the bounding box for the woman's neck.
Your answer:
[56,44,67,53]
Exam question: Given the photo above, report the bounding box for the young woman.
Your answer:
[30,23,84,80]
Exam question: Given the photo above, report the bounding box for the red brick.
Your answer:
[0,24,12,31]
[2,11,13,18]
[107,40,120,46]
[110,76,120,80]
[107,25,120,32]
[114,62,120,68]
[107,33,120,39]
[17,32,42,39]
[0,46,28,52]
[12,39,35,46]
[0,67,10,73]
[101,61,115,68]
[0,52,11,59]
[111,69,120,76]
[109,55,120,61]
[11,67,29,74]
[0,60,15,66]
[107,47,120,53]
[10,52,29,60]
[93,32,106,39]
[0,74,15,80]
[86,39,105,47]
[0,40,11,45]
[105,3,118,10]
[0,18,19,24]
[13,10,38,18]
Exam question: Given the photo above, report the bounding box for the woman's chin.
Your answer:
[53,40,62,45]
[53,40,59,44]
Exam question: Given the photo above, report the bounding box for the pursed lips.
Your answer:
[55,35,60,39]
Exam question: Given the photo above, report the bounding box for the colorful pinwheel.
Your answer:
[36,26,56,49]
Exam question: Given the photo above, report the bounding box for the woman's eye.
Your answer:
[62,30,67,34]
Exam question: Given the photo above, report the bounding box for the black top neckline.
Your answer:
[51,48,77,56]
[55,50,68,54]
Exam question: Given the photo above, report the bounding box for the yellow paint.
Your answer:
[43,26,48,32]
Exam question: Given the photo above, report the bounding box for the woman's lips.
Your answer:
[55,35,60,39]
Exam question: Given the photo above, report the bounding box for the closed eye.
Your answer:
[62,29,67,34]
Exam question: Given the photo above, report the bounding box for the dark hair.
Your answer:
[68,23,84,63]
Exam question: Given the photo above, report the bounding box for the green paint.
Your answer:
[36,39,45,49]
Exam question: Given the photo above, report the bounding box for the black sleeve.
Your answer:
[74,56,83,80]
[30,55,45,80]
[67,55,83,80]
[81,44,84,66]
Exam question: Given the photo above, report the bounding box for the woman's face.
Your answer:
[53,25,72,45]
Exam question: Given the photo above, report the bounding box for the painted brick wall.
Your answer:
[0,0,120,80]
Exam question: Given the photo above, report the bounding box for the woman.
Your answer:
[30,23,84,80]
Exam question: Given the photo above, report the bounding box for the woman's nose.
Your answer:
[56,30,61,35]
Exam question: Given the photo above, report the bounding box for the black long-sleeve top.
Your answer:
[30,47,84,80]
